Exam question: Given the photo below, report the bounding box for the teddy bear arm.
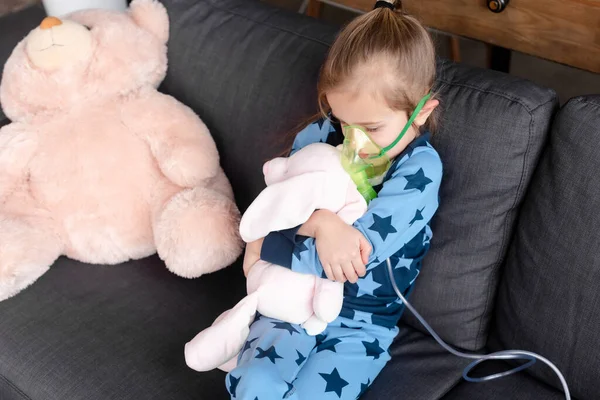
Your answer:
[133,95,220,187]
[0,124,37,198]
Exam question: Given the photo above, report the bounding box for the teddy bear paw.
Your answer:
[0,261,50,302]
[154,187,243,278]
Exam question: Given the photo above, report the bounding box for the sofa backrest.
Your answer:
[160,0,558,351]
[489,95,600,400]
[403,60,558,350]
[160,0,336,212]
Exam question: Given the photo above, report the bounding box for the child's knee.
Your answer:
[292,366,373,400]
[226,365,293,400]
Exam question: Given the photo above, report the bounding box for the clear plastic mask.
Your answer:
[341,126,391,184]
[340,93,431,203]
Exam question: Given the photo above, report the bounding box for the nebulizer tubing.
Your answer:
[386,259,571,399]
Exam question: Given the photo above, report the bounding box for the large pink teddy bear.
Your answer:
[0,0,243,301]
[184,143,367,373]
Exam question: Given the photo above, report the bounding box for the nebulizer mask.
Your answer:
[340,93,431,203]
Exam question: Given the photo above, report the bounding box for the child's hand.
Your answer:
[312,211,371,283]
[243,238,264,277]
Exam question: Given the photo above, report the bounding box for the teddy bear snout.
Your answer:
[25,18,94,71]
[40,17,63,30]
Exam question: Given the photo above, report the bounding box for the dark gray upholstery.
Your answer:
[0,257,245,400]
[0,0,594,399]
[161,0,338,212]
[489,96,600,400]
[402,61,558,350]
[364,325,469,399]
[442,368,567,400]
[0,4,45,121]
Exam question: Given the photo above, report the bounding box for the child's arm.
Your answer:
[261,148,443,279]
[243,238,264,277]
[243,118,333,276]
[295,210,370,283]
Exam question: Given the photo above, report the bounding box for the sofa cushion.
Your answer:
[0,256,245,400]
[489,96,600,400]
[0,4,45,122]
[401,61,558,350]
[161,0,338,212]
[442,366,567,400]
[364,323,469,399]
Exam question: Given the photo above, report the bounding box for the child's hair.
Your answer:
[277,3,437,157]
[318,3,437,131]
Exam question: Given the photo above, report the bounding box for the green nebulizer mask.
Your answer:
[340,93,431,203]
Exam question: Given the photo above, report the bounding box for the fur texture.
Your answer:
[0,0,243,301]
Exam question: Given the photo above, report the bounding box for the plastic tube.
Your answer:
[386,258,570,399]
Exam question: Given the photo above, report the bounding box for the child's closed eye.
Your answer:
[366,126,381,133]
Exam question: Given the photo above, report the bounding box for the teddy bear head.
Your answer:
[0,0,169,122]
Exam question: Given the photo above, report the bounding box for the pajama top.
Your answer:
[260,116,443,330]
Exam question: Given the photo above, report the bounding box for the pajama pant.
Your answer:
[225,315,398,400]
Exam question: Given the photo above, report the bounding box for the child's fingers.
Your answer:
[353,259,366,278]
[323,264,334,281]
[359,237,372,265]
[331,264,347,283]
[343,262,358,284]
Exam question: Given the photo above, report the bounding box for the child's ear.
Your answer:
[414,99,439,127]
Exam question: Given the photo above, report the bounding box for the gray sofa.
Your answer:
[0,0,598,399]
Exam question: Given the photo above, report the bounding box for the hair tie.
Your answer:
[374,1,395,10]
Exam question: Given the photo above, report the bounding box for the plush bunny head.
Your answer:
[0,0,169,122]
[240,143,367,243]
[263,143,346,186]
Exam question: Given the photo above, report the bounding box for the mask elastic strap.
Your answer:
[381,93,432,153]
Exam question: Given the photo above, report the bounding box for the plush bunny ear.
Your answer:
[129,0,169,43]
[239,173,328,243]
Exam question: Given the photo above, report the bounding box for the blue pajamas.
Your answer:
[231,117,443,399]
[226,315,397,399]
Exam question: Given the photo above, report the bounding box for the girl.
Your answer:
[231,2,442,398]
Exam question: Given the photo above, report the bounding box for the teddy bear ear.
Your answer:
[129,0,169,44]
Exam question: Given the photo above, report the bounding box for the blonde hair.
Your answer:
[278,4,437,157]
[318,3,437,132]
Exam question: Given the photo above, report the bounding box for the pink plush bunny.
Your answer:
[184,143,367,372]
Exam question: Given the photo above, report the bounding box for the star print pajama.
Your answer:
[227,316,396,400]
[227,118,443,399]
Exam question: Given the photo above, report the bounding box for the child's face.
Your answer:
[327,89,433,160]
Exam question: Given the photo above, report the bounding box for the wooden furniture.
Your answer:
[303,0,463,64]
[304,0,600,74]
